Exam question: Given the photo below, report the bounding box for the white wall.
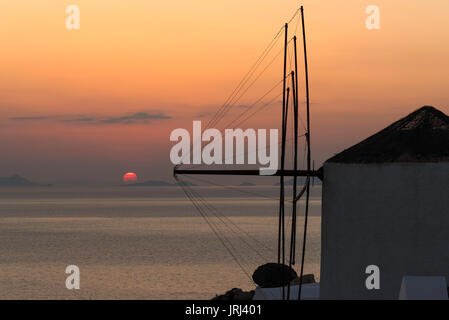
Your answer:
[320,162,449,299]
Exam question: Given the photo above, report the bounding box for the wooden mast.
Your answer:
[292,35,300,266]
[298,5,311,300]
[281,86,290,300]
[173,168,321,178]
[287,36,299,299]
[278,23,288,300]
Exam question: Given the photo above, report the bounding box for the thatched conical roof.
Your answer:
[327,106,449,163]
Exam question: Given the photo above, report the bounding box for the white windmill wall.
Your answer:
[320,162,449,299]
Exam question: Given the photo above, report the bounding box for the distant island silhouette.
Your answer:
[122,180,262,187]
[0,174,52,187]
[123,180,197,187]
[274,177,322,186]
[239,182,256,186]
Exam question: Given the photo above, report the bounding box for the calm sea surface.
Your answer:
[0,186,321,299]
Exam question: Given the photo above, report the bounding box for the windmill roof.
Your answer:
[327,106,449,163]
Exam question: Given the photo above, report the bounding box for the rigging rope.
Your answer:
[178,23,286,166]
[175,175,274,300]
[183,174,281,203]
[175,174,281,264]
[179,7,301,167]
[215,40,293,130]
[225,82,284,130]
[185,184,272,261]
[175,176,255,283]
[206,28,284,130]
[209,5,301,131]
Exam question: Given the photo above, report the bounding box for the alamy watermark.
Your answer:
[365,264,380,290]
[170,121,278,175]
[66,5,80,30]
[65,265,80,290]
[365,5,380,30]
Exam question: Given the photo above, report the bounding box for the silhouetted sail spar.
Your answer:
[174,6,319,300]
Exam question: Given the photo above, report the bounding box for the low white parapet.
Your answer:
[253,283,320,300]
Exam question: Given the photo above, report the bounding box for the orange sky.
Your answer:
[1,0,448,184]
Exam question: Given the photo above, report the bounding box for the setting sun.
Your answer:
[123,172,137,184]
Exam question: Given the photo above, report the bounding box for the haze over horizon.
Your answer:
[1,0,448,185]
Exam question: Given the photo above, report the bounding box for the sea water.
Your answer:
[0,186,321,299]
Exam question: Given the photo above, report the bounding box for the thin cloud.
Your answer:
[9,112,171,125]
[61,117,95,123]
[100,112,171,124]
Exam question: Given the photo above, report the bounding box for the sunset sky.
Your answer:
[1,0,448,185]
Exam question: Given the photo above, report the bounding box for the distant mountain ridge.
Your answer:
[239,182,256,186]
[274,177,322,186]
[0,174,51,187]
[123,180,197,187]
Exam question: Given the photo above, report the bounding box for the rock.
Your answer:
[252,263,297,288]
[212,288,255,300]
[290,274,316,285]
